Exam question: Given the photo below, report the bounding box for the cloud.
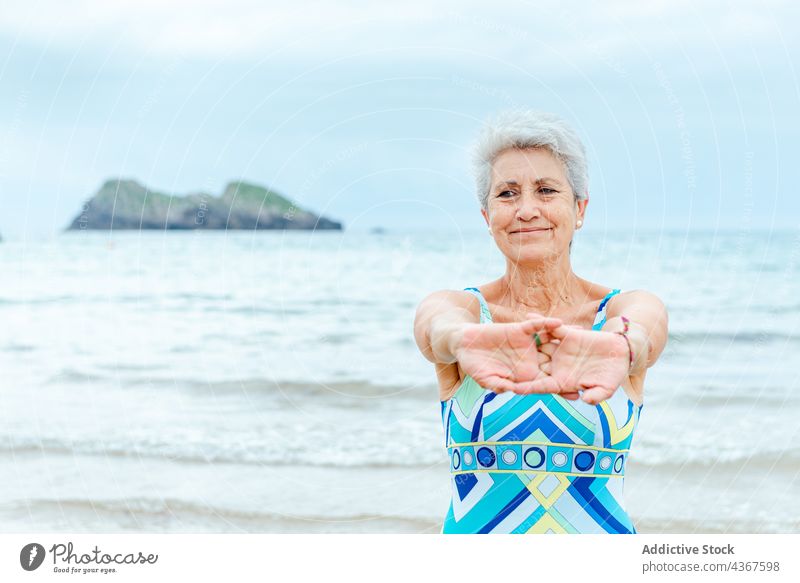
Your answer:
[1,0,793,66]
[2,0,437,60]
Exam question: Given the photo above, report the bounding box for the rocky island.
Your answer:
[66,179,343,231]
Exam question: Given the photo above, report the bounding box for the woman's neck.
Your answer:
[496,258,585,317]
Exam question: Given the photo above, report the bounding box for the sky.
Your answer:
[0,0,798,239]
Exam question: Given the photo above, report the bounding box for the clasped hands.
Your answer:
[454,313,631,405]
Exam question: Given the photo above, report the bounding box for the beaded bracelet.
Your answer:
[614,315,635,374]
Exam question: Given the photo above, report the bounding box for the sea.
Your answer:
[1,228,798,533]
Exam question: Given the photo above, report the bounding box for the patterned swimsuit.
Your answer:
[440,287,643,534]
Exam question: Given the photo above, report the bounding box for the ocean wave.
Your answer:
[0,295,77,305]
[688,388,793,406]
[7,497,439,529]
[631,439,800,470]
[0,292,234,307]
[667,331,800,344]
[632,516,795,534]
[643,383,795,406]
[42,367,437,402]
[0,435,448,469]
[127,377,437,401]
[7,431,798,473]
[3,343,36,352]
[46,368,108,384]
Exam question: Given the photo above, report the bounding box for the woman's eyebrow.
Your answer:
[493,178,564,190]
[533,177,564,186]
[494,180,521,190]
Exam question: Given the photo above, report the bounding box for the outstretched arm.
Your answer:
[413,290,480,364]
[413,290,564,394]
[524,290,669,404]
[602,290,669,376]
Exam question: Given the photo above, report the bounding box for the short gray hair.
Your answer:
[471,109,589,210]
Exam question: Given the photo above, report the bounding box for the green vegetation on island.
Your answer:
[66,179,343,231]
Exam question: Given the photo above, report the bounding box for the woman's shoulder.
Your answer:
[463,280,503,303]
[583,280,618,299]
[417,287,482,305]
[587,284,662,307]
[585,282,665,307]
[602,288,668,317]
[415,288,484,320]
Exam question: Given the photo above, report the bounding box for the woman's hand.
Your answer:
[524,324,630,405]
[454,314,563,395]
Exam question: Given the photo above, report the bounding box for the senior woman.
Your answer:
[413,110,668,534]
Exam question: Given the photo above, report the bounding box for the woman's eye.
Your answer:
[497,190,516,198]
[539,188,557,196]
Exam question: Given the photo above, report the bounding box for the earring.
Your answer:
[576,220,583,228]
[488,227,492,233]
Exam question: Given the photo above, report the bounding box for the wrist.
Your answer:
[613,320,635,375]
[446,322,469,362]
[431,318,470,364]
[607,316,649,377]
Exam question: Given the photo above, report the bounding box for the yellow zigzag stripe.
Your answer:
[526,512,569,534]
[599,400,635,446]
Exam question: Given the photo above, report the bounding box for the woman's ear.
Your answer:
[481,208,490,228]
[576,198,588,223]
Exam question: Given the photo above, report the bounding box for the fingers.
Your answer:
[520,321,561,348]
[536,350,550,367]
[530,330,554,345]
[537,341,557,357]
[579,386,608,405]
[539,361,552,375]
[560,391,581,401]
[511,375,561,394]
[546,323,583,341]
[483,376,519,394]
[519,325,560,345]
[521,314,563,332]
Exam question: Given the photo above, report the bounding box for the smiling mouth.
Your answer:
[510,228,553,234]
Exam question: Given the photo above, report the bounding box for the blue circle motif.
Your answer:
[523,447,545,468]
[477,447,496,467]
[551,451,568,467]
[574,451,595,472]
[452,449,461,470]
[614,454,624,473]
[501,449,518,465]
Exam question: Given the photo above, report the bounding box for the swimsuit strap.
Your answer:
[466,286,621,327]
[592,288,622,330]
[463,287,493,323]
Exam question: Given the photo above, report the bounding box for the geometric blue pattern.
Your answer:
[440,286,644,534]
[449,441,628,477]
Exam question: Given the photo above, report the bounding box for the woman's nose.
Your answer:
[515,191,542,220]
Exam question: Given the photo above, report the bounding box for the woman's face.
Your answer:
[482,147,587,265]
